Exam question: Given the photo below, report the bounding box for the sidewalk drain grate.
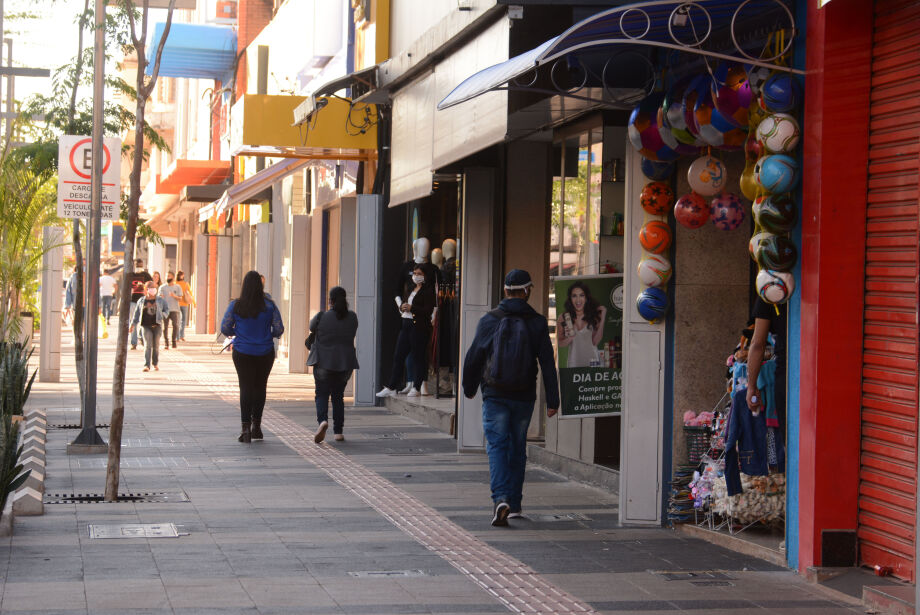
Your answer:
[89,523,182,539]
[48,423,110,429]
[653,571,735,581]
[534,513,591,522]
[45,491,190,504]
[348,570,427,578]
[376,433,406,440]
[691,580,734,587]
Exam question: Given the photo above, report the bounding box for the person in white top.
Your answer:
[98,270,118,324]
[556,282,606,368]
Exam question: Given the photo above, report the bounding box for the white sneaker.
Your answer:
[375,387,397,398]
[407,387,420,397]
[420,382,430,396]
[399,383,413,395]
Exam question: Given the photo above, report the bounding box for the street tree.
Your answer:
[105,0,175,502]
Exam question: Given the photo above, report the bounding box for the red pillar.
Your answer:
[798,0,874,571]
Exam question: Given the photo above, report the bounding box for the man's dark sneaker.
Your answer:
[491,501,510,527]
[508,509,523,519]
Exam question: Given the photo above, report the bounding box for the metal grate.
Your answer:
[48,423,110,429]
[534,513,592,522]
[89,523,182,539]
[348,570,427,578]
[654,571,735,581]
[44,491,190,504]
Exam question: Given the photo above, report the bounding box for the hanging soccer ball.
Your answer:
[756,269,796,304]
[681,75,711,143]
[628,94,680,162]
[662,76,706,147]
[712,62,753,128]
[640,181,675,216]
[749,231,775,260]
[759,73,802,113]
[674,192,710,229]
[636,287,670,323]
[637,254,673,287]
[687,155,728,196]
[754,154,799,194]
[745,64,773,97]
[693,77,748,150]
[641,158,675,181]
[739,160,759,201]
[753,194,797,234]
[755,234,798,271]
[755,113,801,154]
[709,192,745,231]
[744,131,765,162]
[639,221,673,254]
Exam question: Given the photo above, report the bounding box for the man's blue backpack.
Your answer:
[483,309,538,392]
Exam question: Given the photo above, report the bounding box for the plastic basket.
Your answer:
[684,425,711,465]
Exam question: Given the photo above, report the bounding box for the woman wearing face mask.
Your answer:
[376,265,435,398]
[129,281,169,372]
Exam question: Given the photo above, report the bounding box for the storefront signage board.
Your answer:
[552,274,624,418]
[57,135,121,220]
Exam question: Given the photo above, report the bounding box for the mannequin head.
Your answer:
[431,248,444,267]
[442,238,457,260]
[413,237,430,263]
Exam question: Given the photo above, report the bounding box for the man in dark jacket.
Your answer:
[462,269,559,526]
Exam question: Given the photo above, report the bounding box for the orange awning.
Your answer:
[157,159,231,194]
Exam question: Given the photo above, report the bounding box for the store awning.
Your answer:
[293,64,379,126]
[230,94,377,157]
[200,157,310,222]
[158,159,231,194]
[144,194,181,235]
[437,0,802,110]
[146,22,236,80]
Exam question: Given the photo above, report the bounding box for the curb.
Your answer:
[12,409,46,517]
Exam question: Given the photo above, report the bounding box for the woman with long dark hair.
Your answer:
[306,286,359,443]
[221,271,284,443]
[556,281,606,368]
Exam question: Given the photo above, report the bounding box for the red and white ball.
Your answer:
[756,269,796,304]
[674,192,710,229]
[637,255,672,288]
[709,192,745,231]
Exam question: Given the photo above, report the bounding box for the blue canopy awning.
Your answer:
[146,22,237,81]
[438,0,802,110]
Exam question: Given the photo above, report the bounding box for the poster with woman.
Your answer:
[552,274,623,418]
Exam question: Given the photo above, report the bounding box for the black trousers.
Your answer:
[387,318,431,390]
[314,367,352,434]
[231,349,275,423]
[163,311,180,347]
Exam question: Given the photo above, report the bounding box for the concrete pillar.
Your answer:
[255,222,273,291]
[195,234,208,334]
[231,229,242,300]
[215,235,233,326]
[338,197,357,298]
[39,227,64,382]
[308,210,324,324]
[288,215,310,373]
[353,195,382,405]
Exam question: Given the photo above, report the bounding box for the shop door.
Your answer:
[858,0,920,581]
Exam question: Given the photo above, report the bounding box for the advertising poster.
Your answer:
[553,274,623,418]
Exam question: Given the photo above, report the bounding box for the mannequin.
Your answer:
[437,238,459,394]
[441,238,458,291]
[431,248,444,268]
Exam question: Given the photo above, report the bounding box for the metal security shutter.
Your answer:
[859,0,920,582]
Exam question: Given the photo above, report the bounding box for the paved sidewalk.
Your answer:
[0,329,862,614]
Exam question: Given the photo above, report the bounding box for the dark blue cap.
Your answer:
[503,269,533,290]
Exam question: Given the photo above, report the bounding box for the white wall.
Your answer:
[390,0,458,56]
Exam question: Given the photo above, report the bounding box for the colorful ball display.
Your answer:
[754,154,799,194]
[681,75,710,142]
[674,192,710,229]
[628,94,680,162]
[755,234,798,271]
[709,192,745,231]
[745,64,772,97]
[756,269,796,304]
[753,194,798,234]
[740,160,760,201]
[749,231,775,260]
[636,287,670,323]
[687,155,728,196]
[662,77,705,146]
[692,77,748,150]
[641,158,675,181]
[759,73,802,113]
[712,62,752,128]
[639,221,673,254]
[640,181,675,216]
[744,131,765,162]
[756,113,801,154]
[637,254,672,287]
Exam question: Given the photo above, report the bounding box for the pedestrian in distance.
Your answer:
[221,271,284,443]
[99,268,118,325]
[462,269,559,527]
[375,264,436,399]
[152,271,162,288]
[129,281,169,372]
[128,259,152,349]
[159,272,183,350]
[176,271,195,341]
[63,268,77,325]
[306,286,359,443]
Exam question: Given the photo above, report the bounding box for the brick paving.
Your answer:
[0,328,864,614]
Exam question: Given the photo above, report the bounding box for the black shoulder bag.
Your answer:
[305,311,323,349]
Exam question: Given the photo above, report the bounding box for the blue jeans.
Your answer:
[482,397,534,510]
[178,305,189,340]
[130,301,139,346]
[314,367,352,434]
[100,295,114,321]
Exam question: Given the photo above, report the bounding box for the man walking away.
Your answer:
[159,273,183,349]
[462,269,559,527]
[99,269,117,324]
[128,259,152,349]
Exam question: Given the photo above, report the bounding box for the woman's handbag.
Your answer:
[305,312,323,349]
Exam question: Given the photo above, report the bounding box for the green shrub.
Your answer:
[0,343,36,416]
[0,411,29,512]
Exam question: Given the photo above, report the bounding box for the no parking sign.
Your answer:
[57,135,121,220]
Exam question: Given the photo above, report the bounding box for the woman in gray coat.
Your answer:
[307,286,359,443]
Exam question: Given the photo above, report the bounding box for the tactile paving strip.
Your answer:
[168,352,597,615]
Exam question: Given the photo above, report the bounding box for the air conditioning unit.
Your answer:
[216,0,237,19]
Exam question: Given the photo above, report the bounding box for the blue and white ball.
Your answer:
[754,154,799,194]
[636,287,669,323]
[755,113,801,154]
[641,158,676,181]
[759,74,802,113]
[756,269,796,304]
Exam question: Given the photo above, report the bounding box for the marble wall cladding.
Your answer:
[672,152,751,465]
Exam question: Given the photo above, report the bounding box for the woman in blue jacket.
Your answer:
[221,271,284,443]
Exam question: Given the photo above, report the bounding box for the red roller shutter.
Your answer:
[859,0,920,582]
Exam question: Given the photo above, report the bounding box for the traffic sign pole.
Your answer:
[69,0,106,452]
